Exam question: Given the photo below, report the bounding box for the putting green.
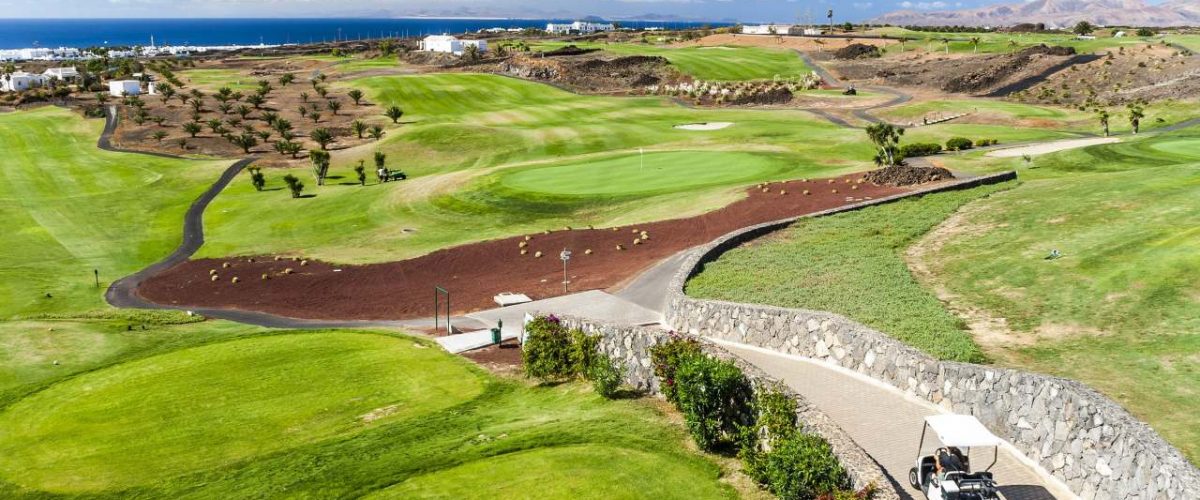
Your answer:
[0,332,485,492]
[1148,138,1200,159]
[498,151,789,197]
[368,445,733,499]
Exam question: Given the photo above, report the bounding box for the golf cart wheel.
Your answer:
[908,467,920,488]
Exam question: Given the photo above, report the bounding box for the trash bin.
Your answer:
[491,328,502,345]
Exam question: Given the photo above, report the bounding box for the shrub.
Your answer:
[522,315,576,381]
[587,355,624,398]
[761,433,851,500]
[945,137,974,151]
[675,354,753,451]
[898,142,942,158]
[741,387,799,483]
[649,335,703,404]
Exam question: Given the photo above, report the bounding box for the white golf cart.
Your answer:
[909,414,1003,500]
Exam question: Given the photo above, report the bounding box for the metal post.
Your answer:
[560,249,572,293]
[93,269,99,288]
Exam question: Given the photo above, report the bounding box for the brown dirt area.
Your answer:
[138,174,914,321]
[1012,44,1200,106]
[829,45,1079,95]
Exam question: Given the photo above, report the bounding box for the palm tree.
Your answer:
[246,94,265,109]
[274,139,301,158]
[354,160,367,186]
[189,99,204,114]
[969,37,981,54]
[1008,39,1020,55]
[183,122,202,137]
[178,93,191,105]
[315,86,329,99]
[152,130,168,142]
[309,111,321,123]
[228,132,258,154]
[298,106,308,119]
[248,166,266,191]
[374,151,387,171]
[283,174,304,198]
[206,118,224,133]
[158,83,176,102]
[218,102,233,115]
[385,105,404,124]
[215,87,233,103]
[348,89,365,106]
[865,123,905,167]
[261,111,279,125]
[310,149,331,185]
[326,99,341,115]
[1127,103,1145,134]
[351,120,366,139]
[310,128,334,150]
[272,118,293,137]
[279,73,295,86]
[235,104,252,119]
[1097,109,1111,137]
[95,92,110,104]
[256,130,272,142]
[368,125,385,140]
[300,91,309,103]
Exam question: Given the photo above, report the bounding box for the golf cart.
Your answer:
[909,414,1003,500]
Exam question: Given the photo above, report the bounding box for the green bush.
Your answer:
[975,138,999,147]
[522,315,576,381]
[587,355,624,398]
[570,328,601,377]
[761,433,851,500]
[675,354,753,451]
[649,335,704,404]
[945,137,974,151]
[898,142,942,158]
[740,387,799,482]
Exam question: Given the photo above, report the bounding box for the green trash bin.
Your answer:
[491,328,502,345]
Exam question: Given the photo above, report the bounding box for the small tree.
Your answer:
[315,86,329,99]
[348,89,365,105]
[354,160,367,186]
[235,104,252,119]
[272,117,293,137]
[256,130,272,142]
[299,91,309,103]
[189,99,204,114]
[228,132,258,154]
[158,83,176,102]
[206,118,224,133]
[218,102,233,115]
[368,125,385,140]
[310,149,331,185]
[326,99,341,115]
[215,86,233,103]
[151,130,168,142]
[1073,21,1096,36]
[373,151,387,171]
[309,111,321,123]
[279,73,295,86]
[246,94,265,109]
[865,123,905,167]
[385,105,404,123]
[310,127,334,150]
[182,122,202,137]
[283,174,304,198]
[351,120,367,139]
[1128,103,1145,134]
[95,92,110,104]
[1097,109,1111,137]
[274,139,301,158]
[248,166,266,191]
[675,355,753,451]
[261,111,279,125]
[969,36,981,54]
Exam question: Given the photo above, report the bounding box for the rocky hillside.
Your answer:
[872,0,1200,28]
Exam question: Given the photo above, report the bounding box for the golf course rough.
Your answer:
[0,332,485,492]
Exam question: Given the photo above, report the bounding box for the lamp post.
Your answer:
[560,249,572,293]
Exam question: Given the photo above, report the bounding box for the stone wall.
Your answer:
[663,172,1200,499]
[562,317,902,499]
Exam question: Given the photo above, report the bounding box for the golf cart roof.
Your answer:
[925,415,1003,448]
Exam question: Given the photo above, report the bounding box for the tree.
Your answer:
[246,94,265,109]
[235,104,252,119]
[283,174,304,198]
[151,130,168,142]
[274,139,302,158]
[95,92,110,104]
[865,123,905,167]
[354,160,367,186]
[368,125,385,140]
[248,166,266,191]
[351,120,367,139]
[1128,103,1145,134]
[206,118,224,133]
[1009,39,1020,54]
[298,106,308,119]
[215,86,233,103]
[228,132,258,154]
[189,99,205,114]
[299,91,309,103]
[309,111,321,123]
[326,99,341,115]
[256,130,272,142]
[374,151,387,171]
[310,149,331,185]
[230,91,244,102]
[182,122,202,137]
[279,73,295,86]
[464,44,481,61]
[315,86,328,99]
[158,83,176,102]
[218,102,233,115]
[256,80,272,95]
[385,105,404,123]
[261,111,279,125]
[348,89,365,105]
[309,127,334,150]
[1136,28,1156,37]
[272,117,293,137]
[1097,109,1111,137]
[969,36,981,54]
[178,93,191,105]
[1073,21,1095,36]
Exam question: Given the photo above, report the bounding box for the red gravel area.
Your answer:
[139,174,910,320]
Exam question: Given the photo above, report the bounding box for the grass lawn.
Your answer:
[686,184,1010,362]
[915,129,1200,461]
[0,324,734,498]
[872,28,1150,56]
[0,107,229,319]
[532,41,812,81]
[198,73,874,263]
[177,68,258,90]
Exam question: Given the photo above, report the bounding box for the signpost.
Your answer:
[93,269,99,288]
[560,249,572,293]
[434,286,450,335]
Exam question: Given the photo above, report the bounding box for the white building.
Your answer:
[43,67,80,82]
[419,35,488,56]
[109,80,142,97]
[546,21,615,34]
[742,24,802,35]
[0,71,49,92]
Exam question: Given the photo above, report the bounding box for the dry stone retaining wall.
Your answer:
[561,317,901,499]
[664,172,1200,499]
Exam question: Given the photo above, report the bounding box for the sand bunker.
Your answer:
[674,122,734,131]
[986,137,1121,158]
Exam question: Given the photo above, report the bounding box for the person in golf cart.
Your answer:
[910,414,1002,500]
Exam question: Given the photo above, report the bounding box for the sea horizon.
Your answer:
[0,17,731,50]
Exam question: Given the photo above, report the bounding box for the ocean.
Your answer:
[0,18,729,50]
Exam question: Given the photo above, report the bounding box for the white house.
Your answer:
[546,21,615,34]
[419,35,488,56]
[43,67,80,82]
[742,24,802,35]
[0,71,49,92]
[109,80,142,97]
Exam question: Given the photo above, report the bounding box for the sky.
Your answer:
[0,0,1178,22]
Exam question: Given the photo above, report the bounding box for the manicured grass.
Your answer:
[916,129,1200,461]
[0,331,484,492]
[873,29,1149,56]
[0,107,229,319]
[199,73,872,263]
[1164,34,1200,52]
[532,41,812,81]
[686,184,1010,362]
[498,151,792,196]
[177,68,257,90]
[368,445,732,499]
[0,324,734,498]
